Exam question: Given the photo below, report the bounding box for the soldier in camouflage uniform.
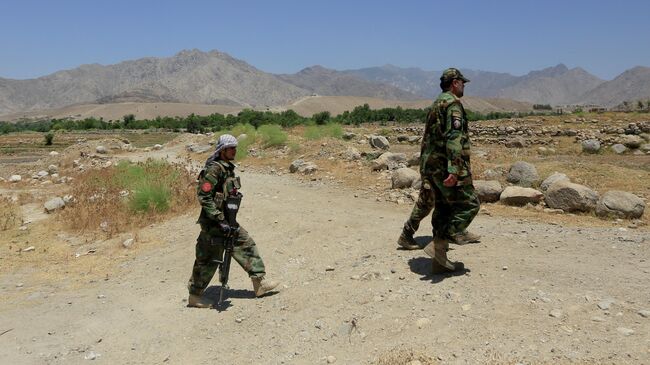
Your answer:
[397,68,481,273]
[187,134,279,308]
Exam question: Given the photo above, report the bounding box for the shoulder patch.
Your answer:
[200,182,213,193]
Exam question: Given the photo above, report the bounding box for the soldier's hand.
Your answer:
[443,173,458,187]
[218,222,231,235]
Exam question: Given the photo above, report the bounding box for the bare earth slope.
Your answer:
[0,168,647,364]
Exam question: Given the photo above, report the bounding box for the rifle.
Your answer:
[217,192,243,306]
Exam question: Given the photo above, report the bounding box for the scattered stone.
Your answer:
[122,238,135,248]
[416,318,430,329]
[369,135,390,150]
[597,299,615,310]
[289,159,318,174]
[581,139,601,154]
[619,135,643,149]
[595,191,645,219]
[186,144,211,153]
[48,164,59,174]
[152,144,163,150]
[371,152,407,171]
[540,172,570,192]
[616,327,634,336]
[545,181,599,213]
[44,197,66,213]
[84,351,100,360]
[474,180,502,203]
[591,316,605,322]
[499,186,543,206]
[610,144,627,154]
[506,161,539,187]
[505,136,526,148]
[326,355,337,363]
[49,151,59,156]
[22,246,35,252]
[96,146,108,154]
[9,175,22,183]
[343,147,361,161]
[391,168,419,189]
[634,309,650,318]
[549,309,563,318]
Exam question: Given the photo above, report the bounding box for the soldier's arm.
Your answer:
[443,103,465,176]
[197,166,226,221]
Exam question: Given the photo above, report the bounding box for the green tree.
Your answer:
[312,111,330,125]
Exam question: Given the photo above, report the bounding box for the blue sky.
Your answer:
[1,0,648,80]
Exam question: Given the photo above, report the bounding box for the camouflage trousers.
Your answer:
[405,177,480,239]
[187,225,266,295]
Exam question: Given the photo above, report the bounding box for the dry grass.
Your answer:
[59,159,196,237]
[0,196,22,231]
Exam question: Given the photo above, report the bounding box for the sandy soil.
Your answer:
[1,166,648,364]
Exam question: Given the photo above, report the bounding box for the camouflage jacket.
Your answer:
[420,91,472,180]
[196,159,241,226]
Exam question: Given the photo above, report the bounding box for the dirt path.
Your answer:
[0,168,648,365]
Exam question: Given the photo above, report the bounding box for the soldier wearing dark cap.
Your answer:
[397,68,481,273]
[187,134,279,308]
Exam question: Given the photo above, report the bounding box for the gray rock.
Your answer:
[499,186,544,206]
[483,168,504,180]
[391,168,419,189]
[152,144,163,150]
[506,161,539,187]
[611,144,627,154]
[371,152,406,171]
[342,132,356,140]
[616,327,634,336]
[597,298,615,310]
[595,191,645,219]
[289,159,318,174]
[407,152,420,167]
[369,135,390,150]
[639,143,650,152]
[49,151,59,156]
[9,175,22,183]
[44,197,66,213]
[545,181,599,212]
[540,172,570,192]
[48,164,59,174]
[186,144,212,153]
[549,309,563,318]
[96,145,108,154]
[122,238,135,248]
[290,159,305,173]
[505,136,526,148]
[619,135,643,149]
[474,180,503,203]
[343,147,361,161]
[581,139,601,153]
[637,310,650,318]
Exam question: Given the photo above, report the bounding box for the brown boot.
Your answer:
[188,293,214,308]
[252,277,279,297]
[397,231,420,250]
[424,238,462,274]
[450,231,481,245]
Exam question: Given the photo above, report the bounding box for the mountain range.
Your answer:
[1,49,649,117]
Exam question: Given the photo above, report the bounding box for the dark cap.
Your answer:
[440,68,470,83]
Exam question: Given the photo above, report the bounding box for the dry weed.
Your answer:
[0,196,22,231]
[59,159,195,236]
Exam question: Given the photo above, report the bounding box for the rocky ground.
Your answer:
[0,116,649,364]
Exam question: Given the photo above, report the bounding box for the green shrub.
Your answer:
[257,124,287,147]
[304,123,344,140]
[129,183,171,212]
[44,132,54,145]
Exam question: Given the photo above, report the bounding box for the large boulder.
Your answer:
[506,161,539,187]
[505,136,526,148]
[545,181,599,212]
[499,186,544,206]
[96,145,108,154]
[581,139,601,154]
[391,168,420,189]
[474,180,503,203]
[44,197,66,213]
[369,135,390,150]
[407,153,420,167]
[540,172,570,192]
[595,191,645,219]
[371,152,407,171]
[619,135,643,149]
[611,144,627,154]
[343,147,362,161]
[289,159,318,174]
